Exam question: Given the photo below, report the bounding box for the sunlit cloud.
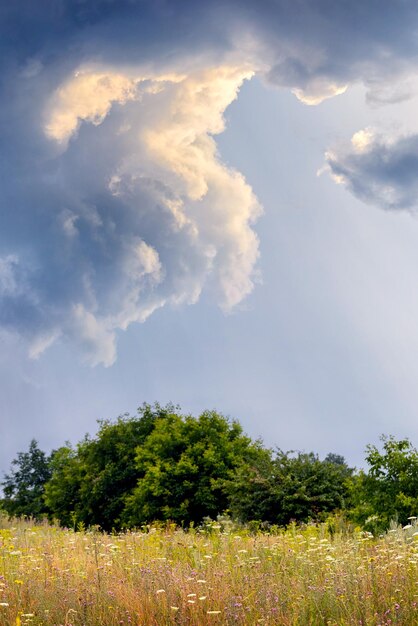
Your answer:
[2,0,418,364]
[3,62,260,365]
[45,71,140,145]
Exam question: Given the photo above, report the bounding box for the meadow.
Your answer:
[1,516,418,626]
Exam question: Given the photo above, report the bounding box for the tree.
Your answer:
[350,435,418,531]
[43,443,84,528]
[123,409,265,526]
[1,440,52,518]
[228,449,354,526]
[44,403,169,530]
[226,447,277,523]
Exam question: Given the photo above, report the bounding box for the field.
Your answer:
[1,517,418,625]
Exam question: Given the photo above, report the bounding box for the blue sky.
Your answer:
[2,0,418,473]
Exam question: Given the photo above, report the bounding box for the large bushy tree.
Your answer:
[122,409,266,526]
[44,403,170,529]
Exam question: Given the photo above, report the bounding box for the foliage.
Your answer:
[43,444,84,528]
[3,407,418,534]
[228,449,354,526]
[44,403,171,530]
[1,439,52,518]
[350,435,418,532]
[123,409,265,526]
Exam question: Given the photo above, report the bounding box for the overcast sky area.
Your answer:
[2,0,418,474]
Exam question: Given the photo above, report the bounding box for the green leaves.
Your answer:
[351,435,418,532]
[44,404,167,530]
[3,412,415,534]
[228,449,353,526]
[3,404,262,529]
[1,440,52,519]
[123,410,261,526]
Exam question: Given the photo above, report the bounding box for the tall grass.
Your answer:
[1,516,418,625]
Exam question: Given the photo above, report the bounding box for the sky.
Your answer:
[2,0,418,474]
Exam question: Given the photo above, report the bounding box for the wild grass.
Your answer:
[1,516,418,625]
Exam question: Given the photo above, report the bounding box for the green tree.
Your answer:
[45,403,169,530]
[226,447,277,523]
[123,409,265,526]
[228,449,354,526]
[1,440,52,518]
[350,435,418,532]
[43,443,84,528]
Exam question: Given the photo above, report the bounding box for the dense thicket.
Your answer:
[1,405,416,532]
[228,450,353,526]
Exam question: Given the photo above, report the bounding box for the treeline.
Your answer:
[1,403,418,533]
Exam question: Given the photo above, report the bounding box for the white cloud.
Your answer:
[71,304,117,367]
[45,71,140,145]
[4,62,260,364]
[28,331,61,360]
[292,80,347,106]
[44,67,187,146]
[350,129,375,154]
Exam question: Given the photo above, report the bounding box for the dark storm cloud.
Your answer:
[326,131,418,211]
[1,0,418,363]
[252,0,418,98]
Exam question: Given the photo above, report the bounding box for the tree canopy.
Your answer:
[123,409,265,526]
[350,435,418,532]
[44,403,174,530]
[228,449,353,526]
[2,405,417,533]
